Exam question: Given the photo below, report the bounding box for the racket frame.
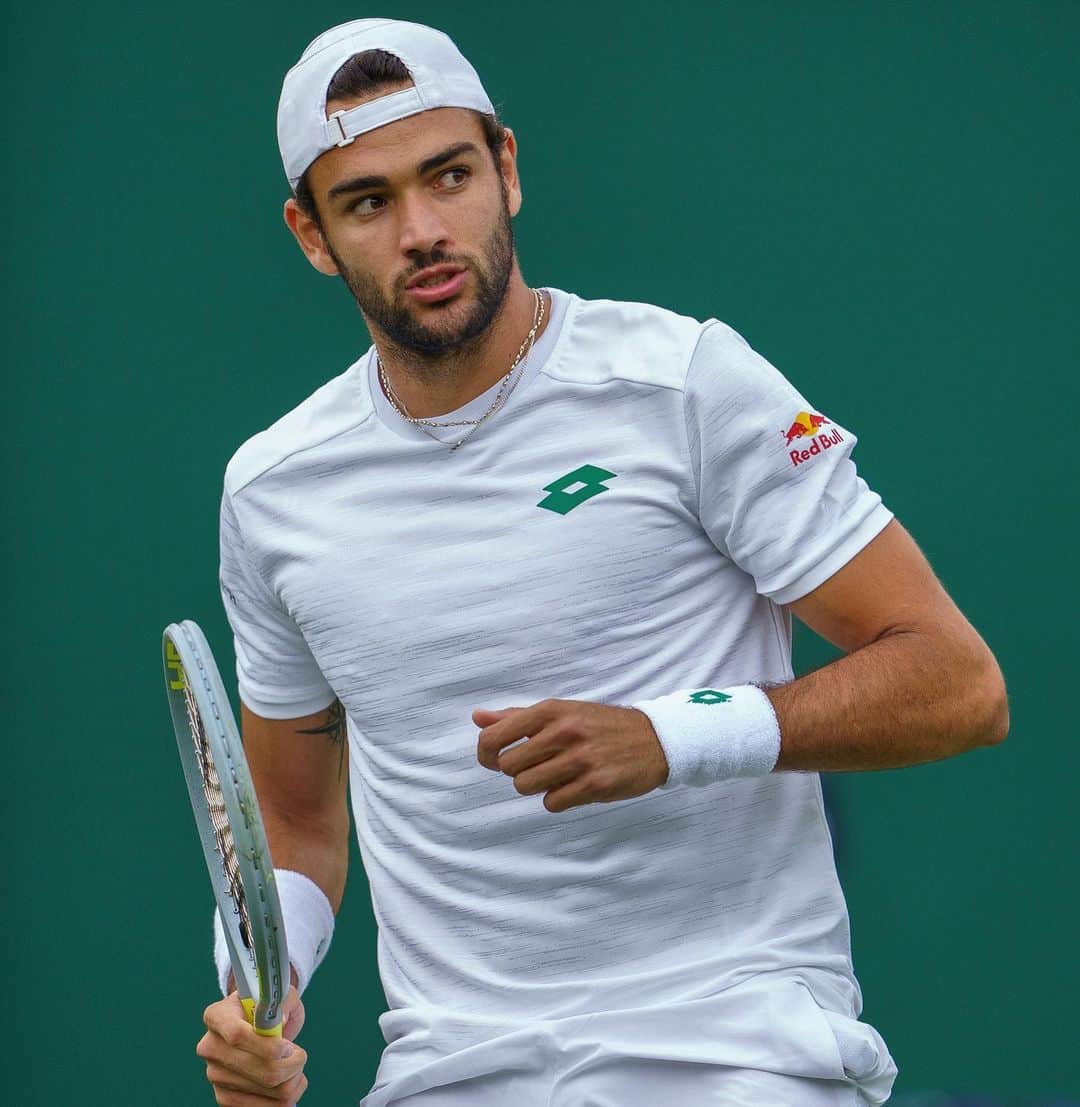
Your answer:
[163,619,288,1035]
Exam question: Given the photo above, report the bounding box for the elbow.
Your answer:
[939,625,1009,752]
[972,648,1010,748]
[984,679,1010,747]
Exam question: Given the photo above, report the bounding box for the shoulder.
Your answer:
[224,355,376,497]
[684,318,807,414]
[545,292,716,392]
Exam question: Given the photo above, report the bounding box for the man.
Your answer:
[195,18,1008,1107]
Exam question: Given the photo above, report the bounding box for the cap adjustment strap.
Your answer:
[326,110,353,147]
[322,86,428,149]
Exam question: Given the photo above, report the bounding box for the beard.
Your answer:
[324,202,516,357]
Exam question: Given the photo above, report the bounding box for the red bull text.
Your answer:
[781,411,843,466]
[789,426,843,466]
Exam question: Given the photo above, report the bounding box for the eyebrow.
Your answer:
[327,141,482,200]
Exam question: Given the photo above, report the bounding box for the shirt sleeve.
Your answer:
[683,320,894,605]
[219,486,336,718]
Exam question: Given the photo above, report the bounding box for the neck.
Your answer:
[370,273,548,419]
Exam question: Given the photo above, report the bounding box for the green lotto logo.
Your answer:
[537,464,617,515]
[688,689,732,705]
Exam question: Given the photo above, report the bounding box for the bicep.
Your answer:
[784,518,978,653]
[241,699,349,827]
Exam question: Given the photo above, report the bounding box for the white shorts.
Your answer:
[380,1059,868,1106]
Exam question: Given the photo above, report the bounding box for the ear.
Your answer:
[498,127,522,218]
[283,197,340,276]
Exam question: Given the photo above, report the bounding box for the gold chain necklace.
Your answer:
[378,289,546,451]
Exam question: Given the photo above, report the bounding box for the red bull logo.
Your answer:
[781,410,844,466]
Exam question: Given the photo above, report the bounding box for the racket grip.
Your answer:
[241,996,284,1038]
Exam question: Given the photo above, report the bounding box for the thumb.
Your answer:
[282,984,306,1042]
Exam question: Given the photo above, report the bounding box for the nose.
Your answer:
[396,190,450,260]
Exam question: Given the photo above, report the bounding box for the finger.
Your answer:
[475,712,535,766]
[195,996,298,1071]
[476,703,555,768]
[208,1073,308,1106]
[472,707,527,758]
[203,995,297,1065]
[511,752,582,797]
[283,997,305,1043]
[281,984,301,1016]
[543,775,599,813]
[471,706,522,725]
[206,1062,309,1100]
[496,723,567,776]
[198,1032,307,1093]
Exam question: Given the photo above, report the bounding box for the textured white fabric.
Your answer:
[213,869,334,997]
[632,684,781,787]
[277,19,495,187]
[359,975,891,1106]
[219,288,896,1105]
[374,1057,869,1106]
[211,908,232,995]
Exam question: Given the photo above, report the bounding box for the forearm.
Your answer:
[240,700,351,912]
[262,806,350,912]
[767,625,1009,772]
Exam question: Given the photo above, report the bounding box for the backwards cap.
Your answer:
[277,18,495,189]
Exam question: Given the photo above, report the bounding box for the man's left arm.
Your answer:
[768,516,1008,771]
[476,518,1008,811]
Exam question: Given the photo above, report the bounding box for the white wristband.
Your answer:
[631,684,781,788]
[213,869,335,997]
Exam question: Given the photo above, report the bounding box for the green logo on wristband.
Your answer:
[688,689,732,705]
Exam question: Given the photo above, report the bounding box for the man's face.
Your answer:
[301,105,521,356]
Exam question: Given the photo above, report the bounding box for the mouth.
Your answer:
[405,264,468,305]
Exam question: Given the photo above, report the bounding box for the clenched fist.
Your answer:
[196,985,307,1105]
[474,698,669,812]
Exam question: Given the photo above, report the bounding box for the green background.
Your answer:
[6,2,1076,1104]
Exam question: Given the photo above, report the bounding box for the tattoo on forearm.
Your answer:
[297,700,347,780]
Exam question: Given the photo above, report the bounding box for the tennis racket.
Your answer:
[163,619,288,1037]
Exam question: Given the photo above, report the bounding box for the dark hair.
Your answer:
[293,49,508,226]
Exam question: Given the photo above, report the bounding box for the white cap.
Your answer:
[277,18,496,189]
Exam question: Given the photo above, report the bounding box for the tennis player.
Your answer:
[194,18,1008,1107]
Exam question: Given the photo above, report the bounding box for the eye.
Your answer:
[349,195,386,216]
[436,166,471,189]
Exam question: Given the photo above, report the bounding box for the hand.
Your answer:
[474,699,669,812]
[196,985,308,1105]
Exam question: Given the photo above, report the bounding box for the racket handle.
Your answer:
[241,996,284,1038]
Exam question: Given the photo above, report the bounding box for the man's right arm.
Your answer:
[243,698,351,913]
[195,697,350,1105]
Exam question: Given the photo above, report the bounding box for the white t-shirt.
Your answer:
[220,288,897,1105]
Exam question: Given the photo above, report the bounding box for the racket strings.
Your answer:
[183,680,255,954]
